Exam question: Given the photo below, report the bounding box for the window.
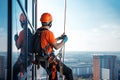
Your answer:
[0,0,8,79]
[12,0,35,79]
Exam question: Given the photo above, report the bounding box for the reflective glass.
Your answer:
[12,0,34,79]
[0,0,8,79]
[12,0,26,79]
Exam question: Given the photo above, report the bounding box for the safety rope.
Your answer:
[58,47,64,80]
[63,0,67,65]
[64,0,67,34]
[59,0,67,79]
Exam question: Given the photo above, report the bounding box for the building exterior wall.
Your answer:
[93,56,100,80]
[93,55,118,80]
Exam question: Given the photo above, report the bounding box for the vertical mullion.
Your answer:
[32,0,35,80]
[7,0,12,79]
[25,0,28,77]
[34,0,37,79]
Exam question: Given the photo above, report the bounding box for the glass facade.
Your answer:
[12,0,25,66]
[12,0,34,80]
[0,0,35,79]
[0,0,8,79]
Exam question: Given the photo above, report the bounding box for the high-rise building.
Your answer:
[93,55,118,80]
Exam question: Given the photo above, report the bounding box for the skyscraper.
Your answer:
[93,55,118,80]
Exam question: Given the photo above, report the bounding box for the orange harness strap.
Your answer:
[52,64,57,80]
[48,56,58,80]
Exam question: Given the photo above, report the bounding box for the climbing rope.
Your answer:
[64,0,67,34]
[59,0,67,79]
[63,0,67,64]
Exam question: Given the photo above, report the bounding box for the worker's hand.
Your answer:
[56,33,65,40]
[56,36,63,41]
[14,34,18,41]
[63,35,68,43]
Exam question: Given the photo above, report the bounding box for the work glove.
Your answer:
[56,36,63,40]
[56,34,63,41]
[63,35,68,43]
[56,33,65,40]
[14,34,18,42]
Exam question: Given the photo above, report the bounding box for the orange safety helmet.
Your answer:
[20,13,26,21]
[40,13,52,22]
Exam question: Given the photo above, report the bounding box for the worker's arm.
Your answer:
[14,34,20,49]
[52,41,64,50]
[15,41,21,49]
[52,35,68,50]
[14,33,22,49]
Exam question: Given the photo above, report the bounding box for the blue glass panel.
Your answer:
[0,0,8,79]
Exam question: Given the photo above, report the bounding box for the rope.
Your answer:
[63,0,67,67]
[59,0,67,79]
[64,0,67,34]
[63,0,67,63]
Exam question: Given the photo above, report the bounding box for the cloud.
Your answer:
[0,27,8,51]
[65,24,120,51]
[0,27,5,36]
[0,34,7,52]
[91,24,120,39]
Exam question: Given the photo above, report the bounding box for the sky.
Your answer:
[0,0,8,52]
[37,0,120,51]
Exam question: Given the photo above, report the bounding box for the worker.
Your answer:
[36,12,73,80]
[13,13,33,80]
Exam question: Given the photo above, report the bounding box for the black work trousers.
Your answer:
[40,59,73,80]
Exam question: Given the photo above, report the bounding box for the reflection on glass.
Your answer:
[12,0,27,80]
[12,0,34,79]
[0,0,8,80]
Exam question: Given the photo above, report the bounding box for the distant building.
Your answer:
[0,56,5,80]
[93,55,118,80]
[117,60,120,80]
[71,64,93,77]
